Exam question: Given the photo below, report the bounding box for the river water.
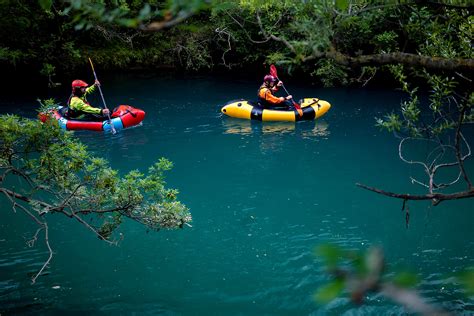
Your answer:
[1,74,473,315]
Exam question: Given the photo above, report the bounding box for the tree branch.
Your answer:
[71,213,117,245]
[454,106,473,189]
[356,183,474,205]
[1,188,54,284]
[254,13,474,72]
[0,188,53,210]
[381,283,451,316]
[256,12,297,55]
[303,51,474,73]
[31,223,53,284]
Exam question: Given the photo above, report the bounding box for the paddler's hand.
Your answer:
[277,81,283,87]
[101,108,110,116]
[285,95,293,100]
[94,79,101,87]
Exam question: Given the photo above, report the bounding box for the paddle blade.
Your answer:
[270,64,278,78]
[292,99,302,110]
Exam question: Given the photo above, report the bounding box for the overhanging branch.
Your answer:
[356,183,474,205]
[318,52,474,73]
[255,17,474,72]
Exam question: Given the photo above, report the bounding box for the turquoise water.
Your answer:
[1,74,473,315]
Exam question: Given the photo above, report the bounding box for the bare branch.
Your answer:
[381,283,452,316]
[1,189,54,284]
[94,25,140,49]
[325,247,452,315]
[454,107,473,189]
[44,182,87,214]
[256,12,297,55]
[31,223,53,284]
[397,133,471,194]
[0,188,53,210]
[1,167,34,187]
[215,27,234,68]
[1,189,46,224]
[398,138,430,170]
[356,183,474,205]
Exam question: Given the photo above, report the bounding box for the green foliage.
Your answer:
[387,64,409,92]
[400,95,421,136]
[426,73,457,115]
[315,244,448,306]
[0,47,28,66]
[62,0,209,30]
[335,0,349,12]
[40,63,55,77]
[315,244,346,269]
[98,213,122,240]
[391,271,419,288]
[0,113,191,239]
[372,31,398,53]
[314,279,345,304]
[314,59,349,87]
[38,0,52,11]
[37,98,59,114]
[239,0,299,14]
[456,269,474,296]
[4,0,471,89]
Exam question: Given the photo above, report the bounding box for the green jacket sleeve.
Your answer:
[69,97,102,115]
[85,84,96,95]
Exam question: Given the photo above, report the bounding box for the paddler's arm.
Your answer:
[84,80,100,95]
[260,88,289,104]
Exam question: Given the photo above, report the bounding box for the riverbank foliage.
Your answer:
[1,1,472,86]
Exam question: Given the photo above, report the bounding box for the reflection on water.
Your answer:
[301,120,330,138]
[222,118,331,156]
[222,118,330,138]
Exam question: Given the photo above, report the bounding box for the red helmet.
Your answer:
[264,75,277,83]
[71,80,88,88]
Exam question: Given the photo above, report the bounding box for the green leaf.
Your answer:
[38,0,52,11]
[314,279,345,303]
[457,269,474,295]
[118,18,139,28]
[392,272,419,288]
[315,244,344,269]
[335,0,349,12]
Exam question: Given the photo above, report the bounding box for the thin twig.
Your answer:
[454,106,472,188]
[31,223,53,284]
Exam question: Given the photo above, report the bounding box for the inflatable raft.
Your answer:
[221,98,331,122]
[39,105,145,132]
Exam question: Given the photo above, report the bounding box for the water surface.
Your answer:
[1,74,473,315]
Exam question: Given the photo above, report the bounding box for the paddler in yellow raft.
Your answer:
[221,65,331,121]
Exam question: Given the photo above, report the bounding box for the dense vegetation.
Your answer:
[1,1,472,86]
